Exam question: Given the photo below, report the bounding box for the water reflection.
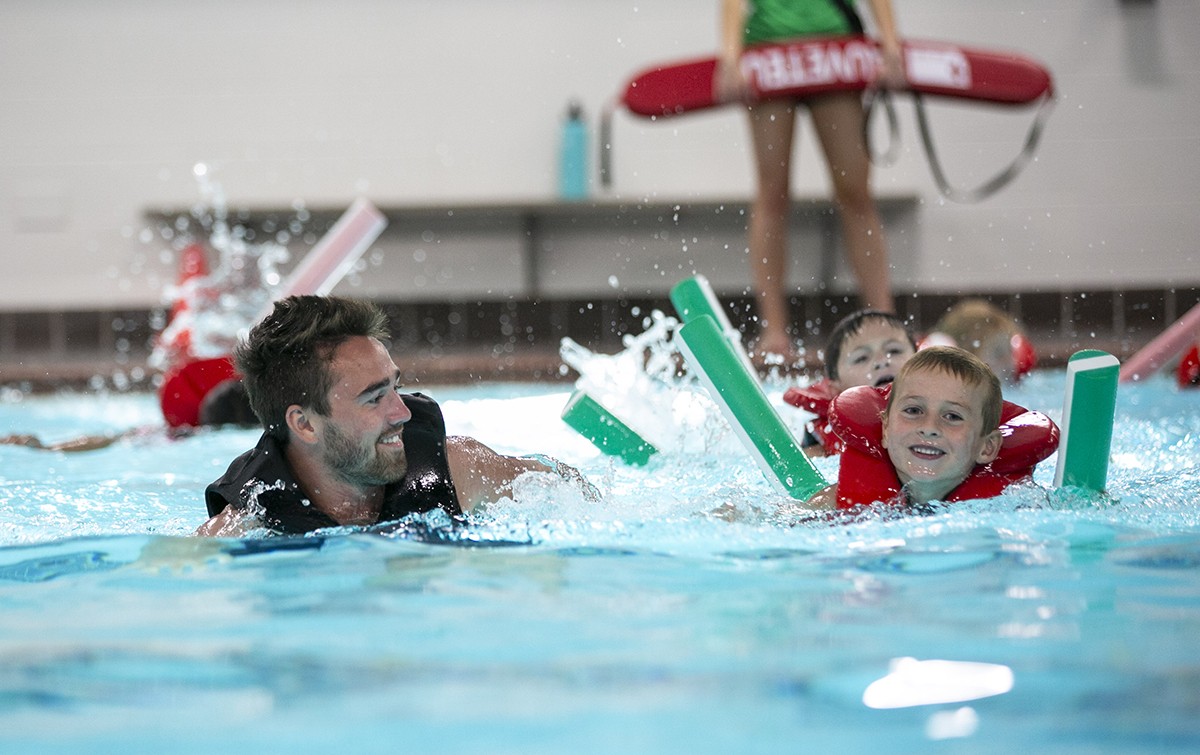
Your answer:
[862,657,1014,709]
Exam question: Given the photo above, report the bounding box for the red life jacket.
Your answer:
[159,356,238,429]
[830,384,1059,509]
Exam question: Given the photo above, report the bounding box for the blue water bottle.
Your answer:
[559,100,588,200]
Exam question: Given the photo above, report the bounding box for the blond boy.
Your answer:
[808,347,1006,508]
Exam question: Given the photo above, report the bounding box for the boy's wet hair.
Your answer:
[235,295,391,442]
[824,309,917,381]
[886,346,1003,434]
[198,379,258,428]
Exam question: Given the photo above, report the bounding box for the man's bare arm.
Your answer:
[445,435,597,512]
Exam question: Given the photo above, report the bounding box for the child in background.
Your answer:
[1179,342,1200,388]
[806,346,1059,510]
[924,298,1037,384]
[784,309,917,456]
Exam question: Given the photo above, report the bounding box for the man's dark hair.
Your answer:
[235,295,391,442]
[824,309,916,381]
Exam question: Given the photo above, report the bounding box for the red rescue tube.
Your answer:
[621,35,1053,119]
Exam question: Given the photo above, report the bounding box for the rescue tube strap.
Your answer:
[908,89,1056,203]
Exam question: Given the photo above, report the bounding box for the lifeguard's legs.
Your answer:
[744,93,895,360]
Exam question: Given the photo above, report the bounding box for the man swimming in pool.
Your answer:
[197,295,594,536]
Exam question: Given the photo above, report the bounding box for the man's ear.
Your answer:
[976,429,1002,465]
[285,404,318,444]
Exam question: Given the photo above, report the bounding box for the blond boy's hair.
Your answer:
[886,346,1002,435]
[934,299,1022,354]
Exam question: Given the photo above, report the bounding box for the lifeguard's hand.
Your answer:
[713,57,749,104]
[875,44,906,90]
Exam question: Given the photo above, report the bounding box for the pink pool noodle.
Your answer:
[1119,302,1200,382]
[255,197,388,322]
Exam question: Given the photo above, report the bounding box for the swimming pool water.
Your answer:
[1,373,1198,753]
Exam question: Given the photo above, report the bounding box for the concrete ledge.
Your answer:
[2,287,1196,393]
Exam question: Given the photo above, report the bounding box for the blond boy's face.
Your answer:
[881,367,1002,502]
[833,319,916,392]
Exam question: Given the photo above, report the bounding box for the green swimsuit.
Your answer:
[743,0,862,46]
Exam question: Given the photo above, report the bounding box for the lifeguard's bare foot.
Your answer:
[749,335,802,374]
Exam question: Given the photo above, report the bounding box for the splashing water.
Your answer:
[561,310,768,456]
[148,165,294,371]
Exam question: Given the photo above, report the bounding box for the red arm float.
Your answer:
[829,384,1059,509]
[621,35,1053,119]
[1178,345,1200,388]
[1011,333,1038,380]
[782,379,843,454]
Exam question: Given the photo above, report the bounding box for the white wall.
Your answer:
[1,0,1197,311]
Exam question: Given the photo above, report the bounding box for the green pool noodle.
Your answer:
[1053,349,1120,492]
[670,274,733,327]
[676,314,826,500]
[669,275,757,378]
[561,389,658,466]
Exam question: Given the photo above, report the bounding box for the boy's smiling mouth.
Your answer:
[907,444,946,460]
